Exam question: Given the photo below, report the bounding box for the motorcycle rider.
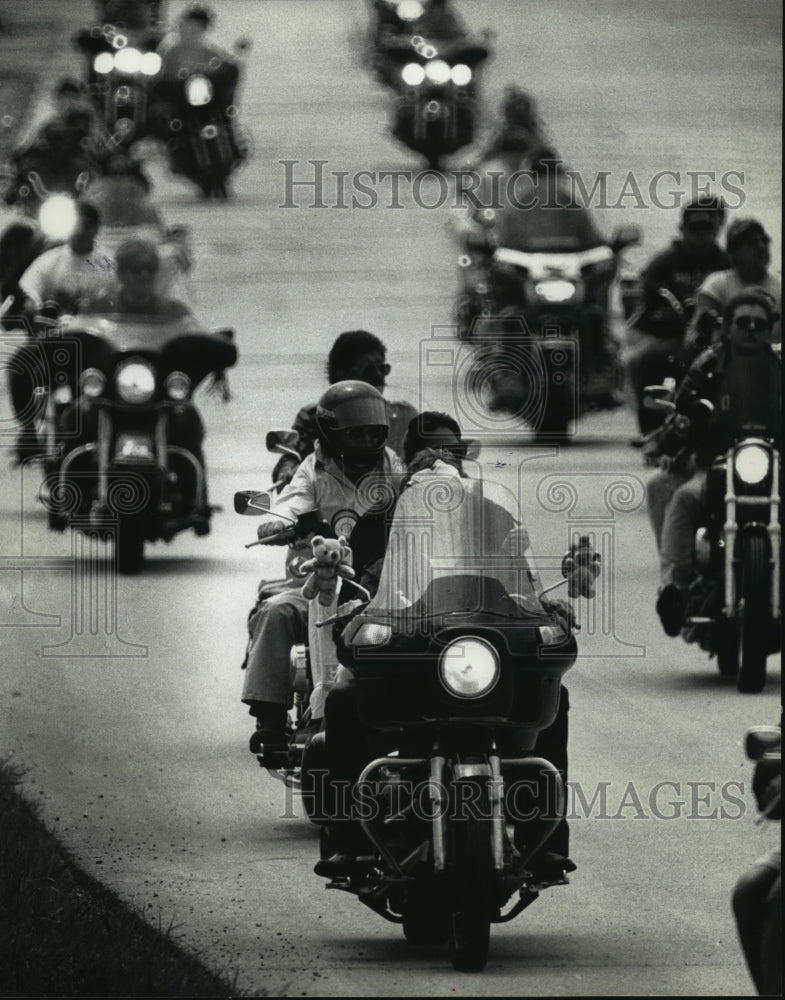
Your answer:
[412,0,469,41]
[271,330,417,489]
[0,220,44,324]
[732,720,781,996]
[316,436,575,882]
[651,292,781,636]
[625,196,729,438]
[242,382,404,750]
[685,218,781,354]
[17,201,115,316]
[54,237,235,512]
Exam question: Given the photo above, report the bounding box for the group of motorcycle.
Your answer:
[4,0,248,208]
[1,3,242,573]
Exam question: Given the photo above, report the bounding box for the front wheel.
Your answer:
[737,533,771,694]
[448,777,494,973]
[116,518,146,575]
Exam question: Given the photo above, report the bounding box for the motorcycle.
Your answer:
[382,32,491,169]
[235,494,345,821]
[73,19,164,147]
[309,474,591,971]
[458,224,642,436]
[152,43,249,199]
[42,311,236,573]
[645,388,781,692]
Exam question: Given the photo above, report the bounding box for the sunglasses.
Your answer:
[685,221,715,233]
[353,363,391,381]
[732,315,769,332]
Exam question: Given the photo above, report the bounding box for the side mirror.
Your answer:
[643,385,676,411]
[266,429,300,458]
[746,726,782,761]
[611,224,642,253]
[212,327,234,340]
[234,490,271,515]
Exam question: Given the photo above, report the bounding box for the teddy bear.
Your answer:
[300,535,355,606]
[561,535,601,598]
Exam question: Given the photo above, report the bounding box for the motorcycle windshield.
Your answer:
[63,314,236,384]
[367,473,544,620]
[496,190,606,253]
[65,312,205,353]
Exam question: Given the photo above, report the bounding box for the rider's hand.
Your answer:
[541,596,575,632]
[256,518,287,540]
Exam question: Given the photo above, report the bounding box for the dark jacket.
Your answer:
[657,341,781,467]
[635,239,730,339]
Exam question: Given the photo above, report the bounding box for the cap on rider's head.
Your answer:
[725,218,771,255]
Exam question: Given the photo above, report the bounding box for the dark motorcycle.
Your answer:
[646,389,781,692]
[459,225,641,435]
[42,311,236,573]
[152,47,248,199]
[382,33,491,169]
[312,475,590,971]
[73,20,163,147]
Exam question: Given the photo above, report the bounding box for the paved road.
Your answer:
[0,1,781,995]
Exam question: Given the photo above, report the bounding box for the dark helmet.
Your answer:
[315,380,389,462]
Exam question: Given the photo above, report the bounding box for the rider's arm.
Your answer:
[684,273,725,350]
[267,453,319,523]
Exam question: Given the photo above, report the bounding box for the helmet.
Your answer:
[315,380,389,463]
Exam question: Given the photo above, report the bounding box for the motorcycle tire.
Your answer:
[714,618,740,680]
[300,731,331,826]
[448,777,494,973]
[737,533,770,694]
[116,517,146,575]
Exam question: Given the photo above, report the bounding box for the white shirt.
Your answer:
[19,243,117,310]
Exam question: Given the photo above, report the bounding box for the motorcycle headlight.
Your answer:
[113,47,143,74]
[397,0,424,21]
[80,368,106,399]
[94,52,115,74]
[164,371,191,401]
[450,63,472,86]
[401,62,426,86]
[186,74,213,106]
[140,52,162,76]
[439,637,500,699]
[38,195,78,241]
[425,59,451,84]
[115,360,156,403]
[734,444,770,485]
[534,280,577,303]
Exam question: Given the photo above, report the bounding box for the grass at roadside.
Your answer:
[0,761,243,998]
